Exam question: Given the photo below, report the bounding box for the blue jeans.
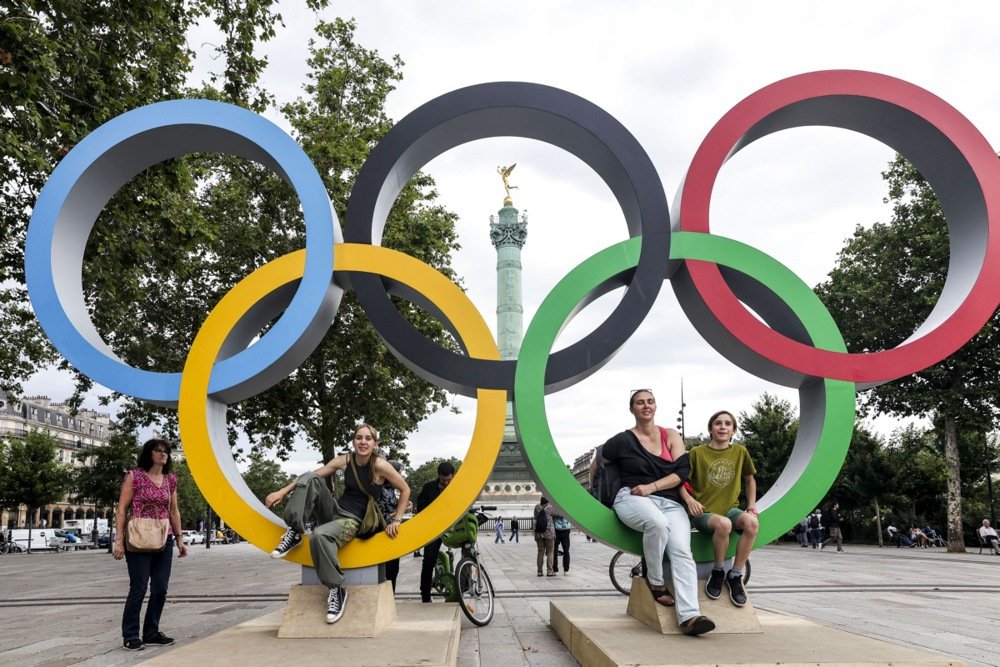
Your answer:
[122,535,174,641]
[613,488,700,623]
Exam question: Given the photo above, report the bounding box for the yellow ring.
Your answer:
[178,244,505,567]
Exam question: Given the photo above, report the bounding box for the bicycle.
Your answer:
[0,541,23,555]
[430,505,497,626]
[609,550,751,596]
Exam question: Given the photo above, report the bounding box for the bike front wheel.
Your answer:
[456,557,495,626]
[609,550,645,596]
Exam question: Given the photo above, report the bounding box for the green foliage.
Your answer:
[3,11,460,474]
[172,459,208,529]
[815,154,1000,549]
[73,431,140,510]
[737,393,798,497]
[825,424,890,511]
[406,457,462,503]
[196,18,460,466]
[0,430,71,515]
[241,452,294,517]
[816,156,1000,421]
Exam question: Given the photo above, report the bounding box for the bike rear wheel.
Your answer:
[609,551,645,596]
[456,557,495,626]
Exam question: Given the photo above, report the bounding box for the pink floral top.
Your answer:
[129,468,177,535]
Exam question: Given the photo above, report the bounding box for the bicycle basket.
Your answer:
[441,512,478,548]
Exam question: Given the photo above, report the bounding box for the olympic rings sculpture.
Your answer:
[25,70,1000,566]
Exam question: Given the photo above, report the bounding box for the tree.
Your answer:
[7,14,460,475]
[738,393,798,497]
[816,155,1000,551]
[172,459,208,530]
[0,1,301,397]
[0,431,71,551]
[218,19,461,467]
[824,424,891,542]
[242,452,294,517]
[73,432,140,550]
[406,457,463,502]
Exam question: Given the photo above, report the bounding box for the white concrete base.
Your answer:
[144,602,461,667]
[279,582,396,638]
[551,598,965,667]
[626,576,762,634]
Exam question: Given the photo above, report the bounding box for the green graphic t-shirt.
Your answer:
[687,443,756,515]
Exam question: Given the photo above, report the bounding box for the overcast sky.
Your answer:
[25,1,1000,474]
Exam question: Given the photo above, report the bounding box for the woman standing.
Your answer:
[265,424,410,624]
[113,438,187,651]
[599,389,714,636]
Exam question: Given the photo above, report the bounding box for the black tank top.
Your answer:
[339,453,381,520]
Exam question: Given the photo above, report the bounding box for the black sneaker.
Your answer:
[270,527,302,558]
[326,586,347,624]
[123,639,144,651]
[143,632,174,646]
[705,568,725,600]
[726,571,747,607]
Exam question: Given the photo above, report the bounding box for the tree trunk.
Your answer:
[943,413,966,553]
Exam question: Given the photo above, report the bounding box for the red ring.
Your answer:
[678,70,1000,383]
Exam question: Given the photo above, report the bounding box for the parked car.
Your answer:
[181,530,205,545]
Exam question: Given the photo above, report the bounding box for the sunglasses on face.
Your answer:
[152,448,170,454]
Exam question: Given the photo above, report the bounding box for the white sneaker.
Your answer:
[326,586,347,624]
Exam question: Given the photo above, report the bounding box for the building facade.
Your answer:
[0,391,113,529]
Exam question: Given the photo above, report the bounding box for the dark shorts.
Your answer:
[692,507,745,534]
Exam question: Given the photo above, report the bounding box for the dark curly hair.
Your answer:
[137,438,173,474]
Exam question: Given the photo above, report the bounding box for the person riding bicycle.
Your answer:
[678,410,758,608]
[598,388,714,636]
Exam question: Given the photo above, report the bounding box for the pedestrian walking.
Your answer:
[494,519,505,543]
[509,517,519,543]
[552,514,572,574]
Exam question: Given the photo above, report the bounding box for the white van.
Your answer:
[7,528,63,551]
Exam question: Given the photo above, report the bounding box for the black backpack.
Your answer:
[534,506,549,533]
[589,444,622,508]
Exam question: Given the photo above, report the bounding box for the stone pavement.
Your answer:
[1,536,998,666]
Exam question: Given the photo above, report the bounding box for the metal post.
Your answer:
[986,433,997,528]
[205,506,212,549]
[676,378,686,440]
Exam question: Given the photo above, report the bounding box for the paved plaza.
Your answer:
[1,536,998,666]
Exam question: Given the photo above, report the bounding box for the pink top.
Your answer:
[129,468,177,535]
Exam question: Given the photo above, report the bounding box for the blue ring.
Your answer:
[25,100,339,405]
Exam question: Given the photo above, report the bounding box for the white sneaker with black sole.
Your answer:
[326,586,347,624]
[270,527,302,559]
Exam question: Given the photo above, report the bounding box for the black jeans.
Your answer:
[554,529,571,572]
[122,535,174,641]
[419,538,442,602]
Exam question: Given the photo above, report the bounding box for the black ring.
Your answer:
[344,82,670,396]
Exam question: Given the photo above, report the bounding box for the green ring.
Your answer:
[513,231,855,560]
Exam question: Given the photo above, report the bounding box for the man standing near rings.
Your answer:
[825,502,845,552]
[534,497,556,577]
[417,461,455,603]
